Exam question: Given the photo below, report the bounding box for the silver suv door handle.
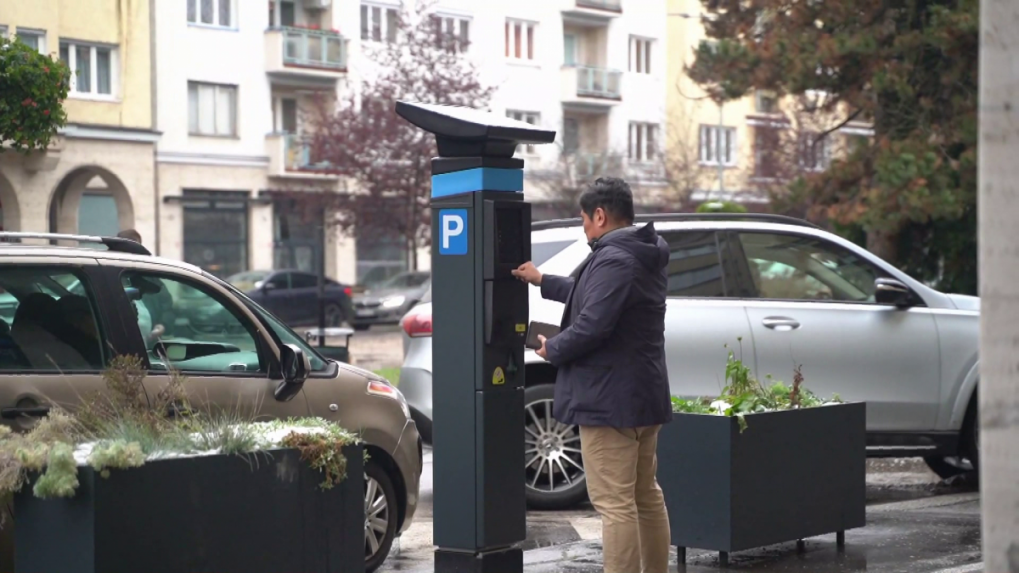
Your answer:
[762,317,801,331]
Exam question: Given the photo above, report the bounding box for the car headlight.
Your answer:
[367,379,411,419]
[381,295,406,309]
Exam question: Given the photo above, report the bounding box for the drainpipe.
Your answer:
[149,0,160,255]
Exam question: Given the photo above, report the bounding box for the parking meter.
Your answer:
[395,101,556,573]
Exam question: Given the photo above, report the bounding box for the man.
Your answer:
[511,177,672,573]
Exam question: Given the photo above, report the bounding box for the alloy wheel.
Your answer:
[364,473,390,559]
[524,398,585,493]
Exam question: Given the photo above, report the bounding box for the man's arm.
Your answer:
[543,254,633,367]
[539,275,574,304]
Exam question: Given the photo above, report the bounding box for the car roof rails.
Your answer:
[0,232,152,256]
[531,212,822,232]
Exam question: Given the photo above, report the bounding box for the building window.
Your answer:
[361,3,399,43]
[754,126,781,178]
[797,132,830,171]
[181,190,250,279]
[629,37,652,74]
[59,41,116,97]
[269,1,296,27]
[629,123,658,163]
[188,81,237,137]
[0,26,8,39]
[430,14,470,53]
[15,28,46,53]
[188,0,233,28]
[505,19,535,61]
[699,125,736,166]
[755,90,778,114]
[507,110,539,154]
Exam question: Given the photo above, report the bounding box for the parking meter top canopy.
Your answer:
[394,101,556,159]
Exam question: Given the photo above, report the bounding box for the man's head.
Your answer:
[578,177,635,242]
[117,229,142,244]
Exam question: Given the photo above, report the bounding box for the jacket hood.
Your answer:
[593,222,669,273]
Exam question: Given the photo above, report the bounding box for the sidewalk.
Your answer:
[386,492,982,573]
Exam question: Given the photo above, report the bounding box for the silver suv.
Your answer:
[399,213,980,510]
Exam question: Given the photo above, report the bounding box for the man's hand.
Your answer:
[511,261,542,286]
[536,335,548,360]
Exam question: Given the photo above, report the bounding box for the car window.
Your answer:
[737,232,888,302]
[420,282,432,303]
[227,270,272,292]
[0,266,105,372]
[290,273,318,289]
[532,240,575,268]
[659,231,727,298]
[266,273,290,289]
[241,301,329,372]
[407,273,430,287]
[121,271,266,374]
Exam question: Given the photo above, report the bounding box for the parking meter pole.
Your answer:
[394,101,555,573]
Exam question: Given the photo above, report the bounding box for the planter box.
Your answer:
[14,446,365,573]
[658,403,866,566]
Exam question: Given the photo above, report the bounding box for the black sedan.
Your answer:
[224,270,355,326]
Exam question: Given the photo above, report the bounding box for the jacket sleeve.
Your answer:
[544,253,633,367]
[540,274,574,304]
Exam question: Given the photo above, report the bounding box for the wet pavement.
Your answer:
[380,452,983,573]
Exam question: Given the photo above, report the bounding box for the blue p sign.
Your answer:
[439,209,467,255]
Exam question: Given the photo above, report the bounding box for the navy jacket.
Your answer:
[540,222,672,428]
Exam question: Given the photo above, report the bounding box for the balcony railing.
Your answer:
[576,0,622,11]
[281,26,347,70]
[284,134,336,171]
[575,66,622,99]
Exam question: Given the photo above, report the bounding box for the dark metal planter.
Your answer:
[658,403,866,566]
[14,445,365,573]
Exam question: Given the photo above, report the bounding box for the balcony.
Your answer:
[266,133,338,179]
[265,26,348,85]
[561,66,622,108]
[563,0,621,23]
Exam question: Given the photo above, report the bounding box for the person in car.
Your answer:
[512,177,673,573]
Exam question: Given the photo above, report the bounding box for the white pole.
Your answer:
[979,0,1019,570]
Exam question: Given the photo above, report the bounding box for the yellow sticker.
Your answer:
[515,323,527,333]
[492,366,506,386]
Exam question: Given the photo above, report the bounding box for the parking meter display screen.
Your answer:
[495,208,525,267]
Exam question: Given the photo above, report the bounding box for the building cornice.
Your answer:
[60,123,162,143]
[157,151,271,168]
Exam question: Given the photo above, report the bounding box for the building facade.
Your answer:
[664,0,873,208]
[0,0,158,245]
[152,0,358,283]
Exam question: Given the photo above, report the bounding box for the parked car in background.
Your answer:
[225,270,354,327]
[352,270,431,331]
[399,213,981,510]
[0,233,421,572]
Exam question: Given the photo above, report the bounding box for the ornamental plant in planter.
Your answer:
[0,355,365,573]
[660,341,866,567]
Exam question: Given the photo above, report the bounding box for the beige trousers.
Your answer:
[580,424,671,573]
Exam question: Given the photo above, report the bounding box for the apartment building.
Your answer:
[0,0,158,244]
[403,0,669,217]
[153,0,358,283]
[665,0,873,207]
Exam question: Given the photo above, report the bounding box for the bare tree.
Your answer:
[527,145,627,220]
[276,0,495,270]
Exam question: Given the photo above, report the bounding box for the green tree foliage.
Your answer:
[687,0,978,293]
[0,36,71,152]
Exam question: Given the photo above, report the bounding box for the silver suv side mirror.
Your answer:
[874,278,914,308]
[274,343,310,402]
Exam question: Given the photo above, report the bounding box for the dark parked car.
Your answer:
[352,271,430,330]
[226,270,355,327]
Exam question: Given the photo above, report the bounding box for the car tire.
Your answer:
[325,303,345,327]
[523,384,589,510]
[353,323,371,331]
[365,459,398,573]
[922,455,968,479]
[924,394,980,481]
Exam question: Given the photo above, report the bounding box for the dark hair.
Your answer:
[117,229,142,244]
[578,177,635,225]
